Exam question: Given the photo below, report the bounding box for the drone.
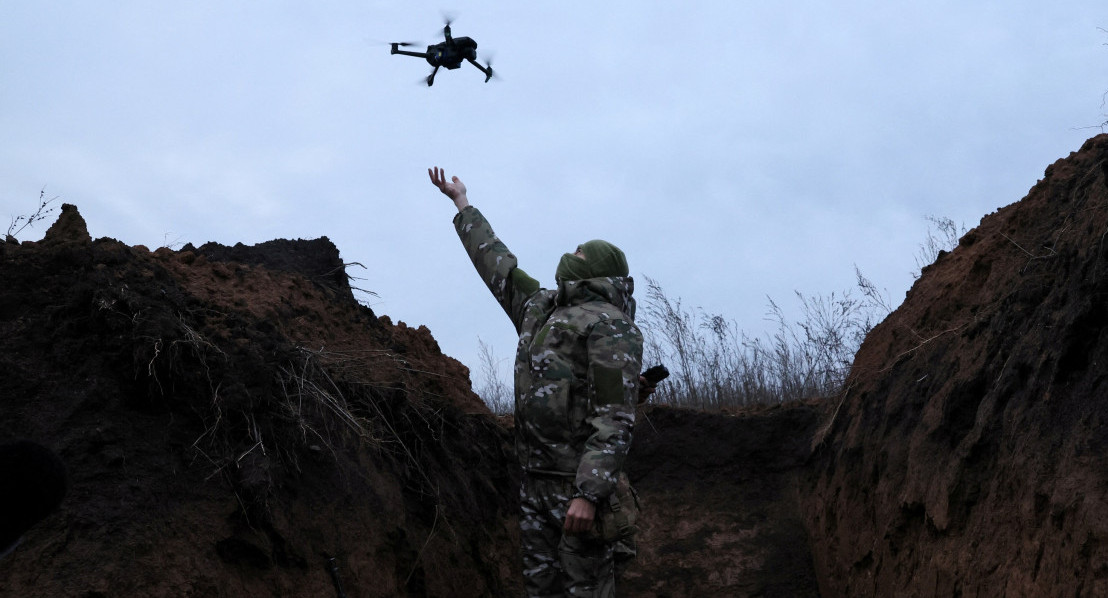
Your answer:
[390,20,494,87]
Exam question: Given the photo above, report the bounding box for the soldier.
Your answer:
[429,167,643,597]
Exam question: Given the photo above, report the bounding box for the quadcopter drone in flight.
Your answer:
[390,20,494,87]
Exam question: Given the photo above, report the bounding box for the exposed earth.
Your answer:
[2,135,1108,597]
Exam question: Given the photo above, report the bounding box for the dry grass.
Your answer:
[637,275,889,409]
[6,187,58,240]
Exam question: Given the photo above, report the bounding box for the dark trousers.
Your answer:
[518,474,616,597]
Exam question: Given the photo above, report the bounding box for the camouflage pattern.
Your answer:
[519,475,616,597]
[454,206,643,595]
[454,206,643,501]
[611,471,639,582]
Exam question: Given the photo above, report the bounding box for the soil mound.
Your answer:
[0,220,519,596]
[805,134,1108,596]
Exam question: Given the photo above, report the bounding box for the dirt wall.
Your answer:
[804,134,1108,597]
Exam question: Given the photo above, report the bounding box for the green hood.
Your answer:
[555,276,636,320]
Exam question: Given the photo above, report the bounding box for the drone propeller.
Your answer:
[482,54,499,82]
[391,41,418,47]
[436,11,458,40]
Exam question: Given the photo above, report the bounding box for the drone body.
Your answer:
[391,23,493,86]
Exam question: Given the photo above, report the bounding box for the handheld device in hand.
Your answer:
[642,364,670,385]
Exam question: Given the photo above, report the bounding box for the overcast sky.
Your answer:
[3,2,1106,388]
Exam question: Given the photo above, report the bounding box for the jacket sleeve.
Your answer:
[453,206,541,333]
[575,317,644,503]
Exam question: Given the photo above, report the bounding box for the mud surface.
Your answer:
[805,134,1108,597]
[3,134,1108,597]
[0,212,518,597]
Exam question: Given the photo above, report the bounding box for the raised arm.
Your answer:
[429,166,541,332]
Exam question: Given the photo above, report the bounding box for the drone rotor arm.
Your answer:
[391,45,430,59]
[466,57,493,82]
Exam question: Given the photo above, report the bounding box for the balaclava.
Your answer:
[555,239,629,282]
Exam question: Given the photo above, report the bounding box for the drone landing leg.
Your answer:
[426,65,440,86]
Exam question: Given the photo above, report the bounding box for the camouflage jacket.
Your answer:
[454,206,643,503]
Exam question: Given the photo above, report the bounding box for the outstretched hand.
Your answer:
[428,166,470,212]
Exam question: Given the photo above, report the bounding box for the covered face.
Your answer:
[555,239,629,282]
